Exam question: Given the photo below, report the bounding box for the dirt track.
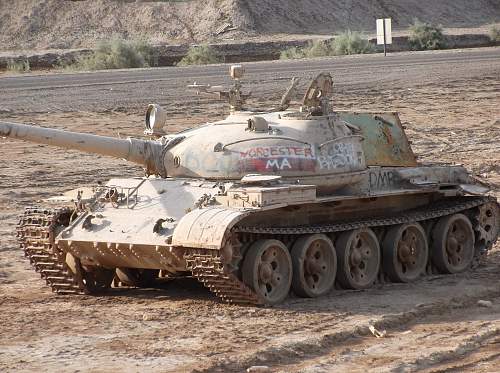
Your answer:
[0,49,499,372]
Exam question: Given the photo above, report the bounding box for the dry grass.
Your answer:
[409,20,447,50]
[280,31,374,60]
[6,59,30,73]
[70,37,152,70]
[490,26,500,42]
[177,44,222,66]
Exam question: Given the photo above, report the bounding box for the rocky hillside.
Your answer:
[238,0,500,34]
[0,0,499,50]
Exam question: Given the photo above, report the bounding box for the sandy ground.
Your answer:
[0,50,499,372]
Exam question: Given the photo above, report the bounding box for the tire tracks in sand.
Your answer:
[198,286,500,372]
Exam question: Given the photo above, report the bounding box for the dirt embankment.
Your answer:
[238,0,500,34]
[0,0,499,50]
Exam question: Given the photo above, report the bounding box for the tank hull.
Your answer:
[43,161,484,271]
[17,165,497,304]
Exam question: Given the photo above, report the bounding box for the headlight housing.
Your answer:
[145,104,167,136]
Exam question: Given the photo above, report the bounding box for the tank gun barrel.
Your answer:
[0,121,164,176]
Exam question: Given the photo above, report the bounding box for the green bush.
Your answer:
[280,32,374,60]
[490,26,500,42]
[7,59,30,73]
[177,44,221,66]
[409,20,447,50]
[279,46,306,60]
[305,40,333,57]
[72,37,152,71]
[330,31,375,55]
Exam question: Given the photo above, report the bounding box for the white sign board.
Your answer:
[376,18,392,45]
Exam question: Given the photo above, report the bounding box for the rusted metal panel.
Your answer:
[172,207,248,249]
[338,112,417,167]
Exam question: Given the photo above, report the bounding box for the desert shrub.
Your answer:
[280,32,373,60]
[280,46,306,60]
[330,30,375,55]
[280,40,334,60]
[305,40,333,57]
[409,20,447,50]
[129,37,153,64]
[490,26,500,42]
[177,44,221,66]
[7,59,30,73]
[72,37,152,70]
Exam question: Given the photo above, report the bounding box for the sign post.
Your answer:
[376,18,392,56]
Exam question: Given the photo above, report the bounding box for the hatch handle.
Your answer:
[215,137,311,152]
[319,135,365,149]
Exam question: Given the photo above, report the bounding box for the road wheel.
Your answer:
[383,223,428,282]
[242,239,292,305]
[336,228,380,289]
[116,268,159,287]
[291,234,337,297]
[432,213,474,273]
[65,252,114,294]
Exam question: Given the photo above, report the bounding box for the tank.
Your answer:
[1,65,499,305]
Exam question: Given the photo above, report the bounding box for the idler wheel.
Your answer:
[474,202,500,251]
[432,213,475,274]
[336,228,380,289]
[242,239,292,305]
[383,223,428,282]
[116,268,159,287]
[65,253,114,293]
[291,234,337,297]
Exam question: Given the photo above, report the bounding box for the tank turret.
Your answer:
[0,68,411,193]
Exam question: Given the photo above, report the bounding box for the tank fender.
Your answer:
[459,183,491,195]
[172,207,249,250]
[397,165,474,185]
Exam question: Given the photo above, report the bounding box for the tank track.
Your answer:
[234,196,492,235]
[185,252,260,304]
[17,207,87,295]
[186,196,497,305]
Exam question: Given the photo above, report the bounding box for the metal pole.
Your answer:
[383,18,387,57]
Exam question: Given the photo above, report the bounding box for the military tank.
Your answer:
[1,65,498,305]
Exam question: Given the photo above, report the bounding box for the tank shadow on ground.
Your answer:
[79,260,500,314]
[91,277,218,303]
